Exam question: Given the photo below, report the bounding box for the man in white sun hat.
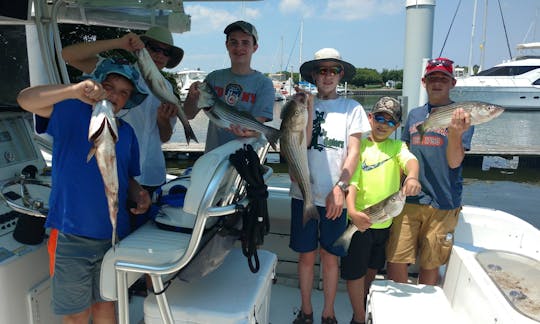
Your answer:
[61,26,183,219]
[289,48,371,324]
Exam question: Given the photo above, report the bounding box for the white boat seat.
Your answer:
[100,136,272,324]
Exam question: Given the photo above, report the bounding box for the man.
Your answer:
[291,48,370,324]
[61,26,183,200]
[386,57,474,285]
[183,20,274,152]
[17,61,151,323]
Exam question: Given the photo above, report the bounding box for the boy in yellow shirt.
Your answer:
[340,97,421,324]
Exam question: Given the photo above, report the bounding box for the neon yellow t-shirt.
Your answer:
[349,137,416,229]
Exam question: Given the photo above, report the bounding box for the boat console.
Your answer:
[0,112,60,323]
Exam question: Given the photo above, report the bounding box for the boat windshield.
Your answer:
[477,65,539,76]
[476,250,540,322]
[0,25,29,110]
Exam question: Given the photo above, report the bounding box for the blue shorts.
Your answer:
[340,227,390,280]
[49,230,111,315]
[289,198,347,256]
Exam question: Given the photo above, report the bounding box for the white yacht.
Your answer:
[175,69,208,102]
[451,43,540,110]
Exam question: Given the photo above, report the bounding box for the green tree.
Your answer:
[351,68,382,88]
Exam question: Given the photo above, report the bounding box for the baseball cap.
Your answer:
[86,58,148,109]
[424,57,455,78]
[140,26,184,69]
[371,96,402,122]
[299,48,356,84]
[224,20,258,43]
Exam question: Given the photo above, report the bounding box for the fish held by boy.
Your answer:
[87,99,119,249]
[333,190,406,251]
[279,93,319,226]
[196,81,281,149]
[416,101,504,138]
[135,48,198,144]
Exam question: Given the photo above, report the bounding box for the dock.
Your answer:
[162,142,540,168]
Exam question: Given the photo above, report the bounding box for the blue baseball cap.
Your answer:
[85,58,148,109]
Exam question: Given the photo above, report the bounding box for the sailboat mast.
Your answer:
[468,0,478,76]
[479,0,488,72]
[299,19,303,82]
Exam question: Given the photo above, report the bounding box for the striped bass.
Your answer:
[87,99,119,249]
[279,93,319,226]
[135,48,198,144]
[417,101,504,138]
[333,191,406,251]
[197,82,281,149]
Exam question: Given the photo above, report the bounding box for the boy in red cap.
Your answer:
[386,57,474,285]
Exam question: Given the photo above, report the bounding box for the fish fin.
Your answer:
[184,124,199,144]
[416,123,426,141]
[302,203,320,227]
[332,236,350,251]
[86,146,96,162]
[265,127,281,150]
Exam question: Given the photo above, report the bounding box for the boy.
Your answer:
[340,97,420,324]
[17,60,151,323]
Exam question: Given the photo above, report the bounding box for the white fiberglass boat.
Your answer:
[174,69,208,102]
[0,1,538,324]
[451,43,540,110]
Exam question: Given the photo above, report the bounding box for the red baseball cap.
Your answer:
[424,57,454,78]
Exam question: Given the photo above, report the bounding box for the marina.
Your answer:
[0,0,539,323]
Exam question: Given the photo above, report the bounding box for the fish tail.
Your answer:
[86,146,96,163]
[302,203,320,227]
[332,235,350,251]
[265,128,281,150]
[183,123,199,144]
[111,230,117,251]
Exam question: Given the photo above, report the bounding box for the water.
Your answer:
[169,95,540,229]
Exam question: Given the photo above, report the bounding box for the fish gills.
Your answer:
[197,82,281,149]
[87,100,119,249]
[136,48,198,144]
[279,94,319,226]
[417,101,504,138]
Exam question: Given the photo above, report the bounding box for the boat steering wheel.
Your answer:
[0,174,51,218]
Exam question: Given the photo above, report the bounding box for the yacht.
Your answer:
[451,43,540,110]
[175,69,208,101]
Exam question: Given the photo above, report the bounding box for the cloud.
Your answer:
[275,0,402,20]
[184,5,261,34]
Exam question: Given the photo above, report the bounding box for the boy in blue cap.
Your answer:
[17,60,151,323]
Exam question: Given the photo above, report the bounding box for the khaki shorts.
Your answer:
[386,203,460,269]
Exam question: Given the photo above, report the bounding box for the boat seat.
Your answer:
[100,136,271,324]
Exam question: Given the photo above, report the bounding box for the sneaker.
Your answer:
[322,316,338,324]
[292,310,313,324]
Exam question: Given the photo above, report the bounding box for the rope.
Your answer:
[229,144,270,273]
[438,0,462,58]
[497,0,513,60]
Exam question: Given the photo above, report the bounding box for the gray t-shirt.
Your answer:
[204,68,274,152]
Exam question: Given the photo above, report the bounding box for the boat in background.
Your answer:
[269,72,295,101]
[451,43,540,110]
[175,69,207,101]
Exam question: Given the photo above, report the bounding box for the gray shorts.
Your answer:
[50,231,111,315]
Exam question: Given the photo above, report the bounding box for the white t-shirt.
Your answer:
[290,96,371,206]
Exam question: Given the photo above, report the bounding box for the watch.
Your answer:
[335,180,349,193]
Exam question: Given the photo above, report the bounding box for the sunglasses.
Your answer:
[373,115,397,127]
[146,42,172,57]
[427,58,454,67]
[316,66,343,76]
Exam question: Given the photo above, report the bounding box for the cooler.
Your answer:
[144,248,277,324]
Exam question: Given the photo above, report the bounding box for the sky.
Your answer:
[168,0,540,74]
